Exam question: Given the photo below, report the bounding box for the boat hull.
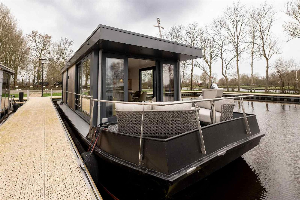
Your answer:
[84,131,263,198]
[55,102,264,198]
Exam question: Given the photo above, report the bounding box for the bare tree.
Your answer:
[247,9,260,92]
[251,3,280,92]
[212,18,235,91]
[184,23,201,90]
[165,25,185,43]
[221,2,248,92]
[27,31,52,86]
[195,26,218,88]
[0,3,29,86]
[164,25,189,89]
[284,0,300,39]
[46,37,73,85]
[11,31,30,86]
[274,58,292,93]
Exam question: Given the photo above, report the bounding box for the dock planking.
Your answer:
[0,97,101,199]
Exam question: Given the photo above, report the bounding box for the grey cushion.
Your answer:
[196,96,211,109]
[115,103,152,111]
[216,89,224,98]
[153,101,192,111]
[198,108,221,123]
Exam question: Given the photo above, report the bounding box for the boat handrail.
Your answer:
[64,90,253,105]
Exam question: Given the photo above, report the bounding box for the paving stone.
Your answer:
[0,97,99,200]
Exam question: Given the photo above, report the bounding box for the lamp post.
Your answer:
[39,58,47,97]
[296,69,299,94]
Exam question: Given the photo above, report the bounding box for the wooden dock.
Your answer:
[181,91,300,103]
[0,97,101,199]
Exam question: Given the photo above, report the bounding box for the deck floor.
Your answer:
[0,97,100,199]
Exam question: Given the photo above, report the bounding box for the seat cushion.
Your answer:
[196,96,211,109]
[115,103,152,111]
[216,89,224,98]
[198,108,221,123]
[153,102,192,111]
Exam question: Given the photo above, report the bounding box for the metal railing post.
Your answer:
[195,105,206,154]
[80,93,83,111]
[210,100,216,124]
[51,89,52,99]
[3,90,6,110]
[89,98,94,130]
[240,97,251,134]
[138,102,145,166]
[27,90,30,101]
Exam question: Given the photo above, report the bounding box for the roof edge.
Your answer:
[0,64,14,74]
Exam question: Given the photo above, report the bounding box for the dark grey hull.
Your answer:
[55,102,264,198]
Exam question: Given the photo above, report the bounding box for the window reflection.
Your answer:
[163,64,174,101]
[77,56,91,116]
[106,58,124,118]
[141,70,153,99]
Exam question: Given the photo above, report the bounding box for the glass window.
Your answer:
[141,70,154,99]
[77,56,91,116]
[163,64,174,101]
[1,72,10,112]
[106,58,124,118]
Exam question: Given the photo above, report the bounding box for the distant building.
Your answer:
[0,64,14,120]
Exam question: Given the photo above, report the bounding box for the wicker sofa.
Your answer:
[110,96,235,137]
[114,102,197,138]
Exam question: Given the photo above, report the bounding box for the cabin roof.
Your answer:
[62,24,202,72]
[0,64,14,74]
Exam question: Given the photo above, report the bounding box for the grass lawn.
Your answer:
[10,93,62,98]
[43,93,62,97]
[10,94,26,98]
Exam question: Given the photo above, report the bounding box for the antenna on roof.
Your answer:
[154,18,164,38]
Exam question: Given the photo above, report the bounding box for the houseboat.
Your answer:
[0,64,14,121]
[58,24,264,199]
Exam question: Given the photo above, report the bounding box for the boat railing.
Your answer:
[63,91,253,164]
[64,91,252,134]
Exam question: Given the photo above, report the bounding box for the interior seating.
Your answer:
[138,91,147,102]
[132,91,141,102]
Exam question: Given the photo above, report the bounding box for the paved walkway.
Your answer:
[0,97,100,199]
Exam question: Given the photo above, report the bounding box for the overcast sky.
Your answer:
[1,0,300,79]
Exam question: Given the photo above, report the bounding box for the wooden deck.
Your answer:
[0,97,101,199]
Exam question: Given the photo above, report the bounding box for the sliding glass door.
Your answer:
[139,67,156,100]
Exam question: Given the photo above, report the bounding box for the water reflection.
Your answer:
[174,101,300,200]
[172,157,266,200]
[238,101,300,200]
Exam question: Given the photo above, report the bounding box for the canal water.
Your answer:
[173,101,300,200]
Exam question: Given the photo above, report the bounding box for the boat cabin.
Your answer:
[61,24,202,125]
[0,64,13,120]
